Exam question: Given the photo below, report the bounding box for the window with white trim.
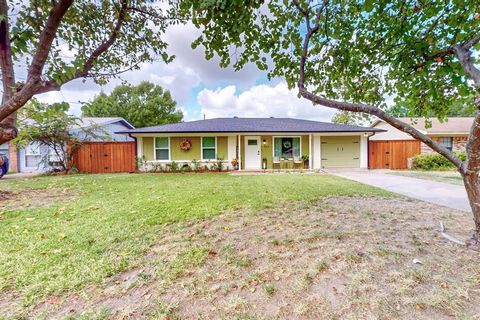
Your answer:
[273,137,300,160]
[25,142,42,168]
[439,137,453,151]
[202,137,216,160]
[155,137,170,160]
[48,145,63,166]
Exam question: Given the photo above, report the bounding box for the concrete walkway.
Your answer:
[0,172,39,180]
[327,169,470,212]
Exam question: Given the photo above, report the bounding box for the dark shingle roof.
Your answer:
[117,117,384,134]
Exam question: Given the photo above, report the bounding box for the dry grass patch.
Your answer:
[9,196,480,320]
[0,187,73,211]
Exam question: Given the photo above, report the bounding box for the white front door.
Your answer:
[244,136,261,170]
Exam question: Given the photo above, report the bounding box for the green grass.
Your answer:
[0,173,390,306]
[388,170,463,186]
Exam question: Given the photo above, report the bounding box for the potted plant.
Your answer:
[231,158,239,170]
[301,155,309,169]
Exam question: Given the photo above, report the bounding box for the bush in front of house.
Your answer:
[412,152,466,170]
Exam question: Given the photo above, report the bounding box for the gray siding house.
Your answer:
[15,117,134,173]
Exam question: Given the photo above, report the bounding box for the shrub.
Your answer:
[212,158,224,172]
[457,152,467,161]
[191,159,200,171]
[181,163,192,172]
[149,163,165,172]
[412,152,466,170]
[169,161,179,172]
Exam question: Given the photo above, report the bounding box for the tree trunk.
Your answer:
[463,171,480,249]
[0,0,17,144]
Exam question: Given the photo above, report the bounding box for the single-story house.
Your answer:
[3,117,134,173]
[118,117,383,170]
[369,117,473,169]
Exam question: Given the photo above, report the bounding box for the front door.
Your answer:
[244,136,261,170]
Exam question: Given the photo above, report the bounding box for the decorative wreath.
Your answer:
[179,138,192,151]
[283,140,292,149]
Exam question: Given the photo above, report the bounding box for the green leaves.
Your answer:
[182,0,480,119]
[81,81,183,128]
[11,1,179,85]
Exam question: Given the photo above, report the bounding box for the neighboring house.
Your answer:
[0,141,17,173]
[369,117,473,169]
[15,117,134,173]
[0,142,8,155]
[118,117,383,170]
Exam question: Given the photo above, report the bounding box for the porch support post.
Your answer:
[309,134,312,170]
[137,136,143,160]
[238,134,242,171]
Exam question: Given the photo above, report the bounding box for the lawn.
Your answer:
[1,173,479,319]
[388,170,464,186]
[0,173,388,314]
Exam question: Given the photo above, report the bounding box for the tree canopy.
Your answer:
[81,81,183,128]
[182,0,478,119]
[0,0,181,143]
[16,99,100,172]
[180,0,480,247]
[331,111,370,126]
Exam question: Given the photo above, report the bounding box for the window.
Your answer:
[202,137,216,160]
[155,137,170,160]
[25,142,42,168]
[48,145,63,167]
[247,139,257,146]
[273,137,300,159]
[439,137,453,151]
[0,142,7,155]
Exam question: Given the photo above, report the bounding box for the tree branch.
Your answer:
[25,0,130,94]
[0,0,129,123]
[0,0,73,133]
[464,34,480,51]
[27,0,73,80]
[0,0,17,139]
[295,3,464,172]
[453,44,480,89]
[74,0,129,79]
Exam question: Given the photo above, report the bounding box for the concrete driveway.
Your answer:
[327,169,470,212]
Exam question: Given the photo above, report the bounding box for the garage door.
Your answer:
[321,136,360,168]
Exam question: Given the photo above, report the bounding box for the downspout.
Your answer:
[128,133,138,172]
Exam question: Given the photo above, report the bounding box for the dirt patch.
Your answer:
[0,191,14,200]
[0,188,73,210]
[7,197,480,319]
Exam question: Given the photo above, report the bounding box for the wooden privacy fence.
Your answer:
[73,142,136,173]
[369,140,421,169]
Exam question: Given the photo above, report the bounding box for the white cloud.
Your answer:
[197,82,336,121]
[34,21,267,117]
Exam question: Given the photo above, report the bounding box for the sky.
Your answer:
[34,21,337,123]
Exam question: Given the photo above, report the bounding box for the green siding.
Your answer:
[143,137,154,161]
[217,136,228,160]
[261,135,273,169]
[171,137,201,161]
[301,135,309,158]
[321,136,360,168]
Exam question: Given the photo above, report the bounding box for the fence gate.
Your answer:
[368,140,421,169]
[74,142,136,173]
